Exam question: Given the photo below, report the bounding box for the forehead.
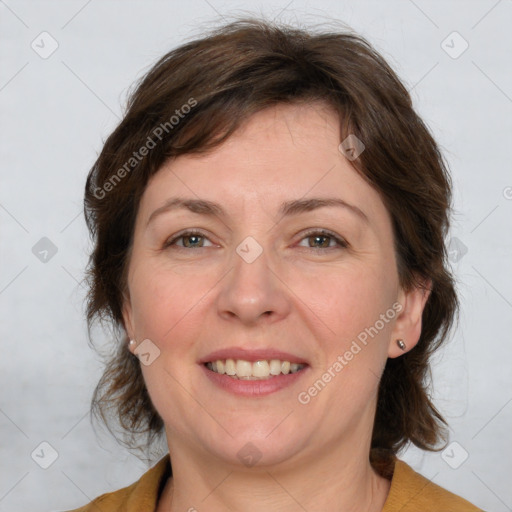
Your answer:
[138,103,390,228]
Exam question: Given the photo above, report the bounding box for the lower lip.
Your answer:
[200,364,309,397]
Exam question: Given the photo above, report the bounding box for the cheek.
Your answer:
[128,258,216,344]
[298,262,396,357]
[129,244,397,354]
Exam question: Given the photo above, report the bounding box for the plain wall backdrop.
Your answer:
[1,1,511,511]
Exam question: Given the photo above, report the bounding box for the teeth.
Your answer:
[206,359,306,379]
[236,360,252,377]
[269,359,281,375]
[252,360,270,377]
[225,358,236,376]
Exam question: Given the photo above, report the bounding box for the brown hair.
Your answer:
[84,17,458,471]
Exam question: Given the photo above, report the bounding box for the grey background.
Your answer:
[1,1,511,511]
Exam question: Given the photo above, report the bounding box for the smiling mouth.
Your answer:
[205,359,307,380]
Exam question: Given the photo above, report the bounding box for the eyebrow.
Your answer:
[146,196,369,228]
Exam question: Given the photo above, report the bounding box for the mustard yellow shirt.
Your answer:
[66,454,483,511]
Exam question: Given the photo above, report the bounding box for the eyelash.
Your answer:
[163,229,348,252]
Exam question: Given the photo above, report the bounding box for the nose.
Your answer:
[216,240,291,326]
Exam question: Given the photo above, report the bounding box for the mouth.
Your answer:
[199,348,310,396]
[204,359,307,380]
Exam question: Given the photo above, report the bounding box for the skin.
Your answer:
[122,102,431,512]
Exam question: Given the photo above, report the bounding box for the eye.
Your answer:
[297,229,348,251]
[163,229,348,251]
[164,230,213,249]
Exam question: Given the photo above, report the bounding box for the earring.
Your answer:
[396,339,406,351]
[128,339,136,349]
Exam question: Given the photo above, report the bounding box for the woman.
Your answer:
[70,18,482,511]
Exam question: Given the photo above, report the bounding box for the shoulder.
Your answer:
[382,458,484,512]
[63,454,171,512]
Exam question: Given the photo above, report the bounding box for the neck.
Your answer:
[158,433,391,512]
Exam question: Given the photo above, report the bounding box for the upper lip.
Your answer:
[199,347,309,365]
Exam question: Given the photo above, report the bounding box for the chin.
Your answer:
[198,419,310,469]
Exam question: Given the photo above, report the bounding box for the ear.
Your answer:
[388,276,432,358]
[121,290,136,353]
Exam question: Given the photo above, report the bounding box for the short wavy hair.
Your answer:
[84,17,458,473]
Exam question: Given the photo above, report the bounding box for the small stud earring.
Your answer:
[396,339,406,351]
[128,339,136,349]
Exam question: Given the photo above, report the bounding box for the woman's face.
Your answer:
[123,102,428,470]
